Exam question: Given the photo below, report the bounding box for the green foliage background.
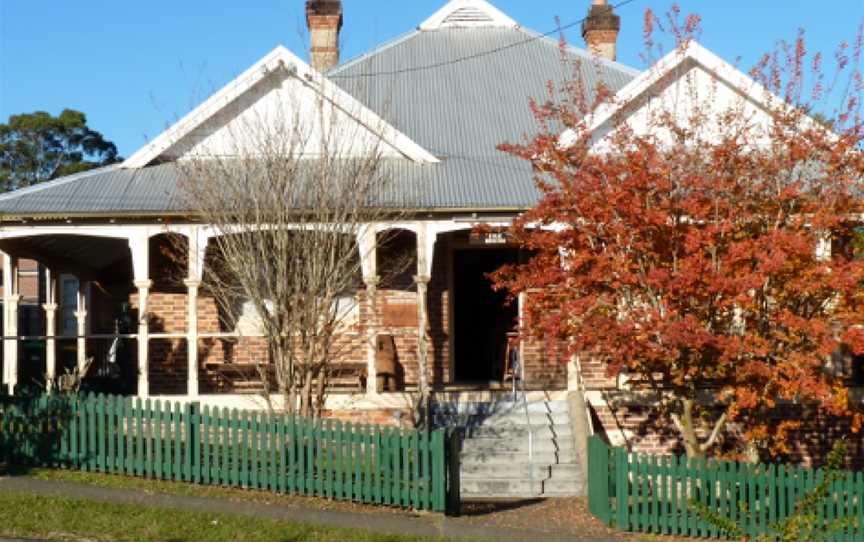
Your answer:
[0,109,119,192]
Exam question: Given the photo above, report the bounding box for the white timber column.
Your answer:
[184,279,200,396]
[816,231,832,262]
[43,267,58,391]
[130,234,151,397]
[75,281,89,373]
[185,226,207,397]
[2,253,20,394]
[414,224,436,402]
[358,225,379,395]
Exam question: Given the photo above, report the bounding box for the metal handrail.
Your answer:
[513,346,535,495]
[574,355,594,435]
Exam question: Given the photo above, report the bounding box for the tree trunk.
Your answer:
[679,399,704,458]
[672,398,728,459]
[743,440,760,464]
[273,343,296,415]
[299,370,313,419]
[313,364,326,418]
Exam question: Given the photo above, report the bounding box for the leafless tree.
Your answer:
[174,65,408,418]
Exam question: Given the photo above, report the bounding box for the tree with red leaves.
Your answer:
[494,9,864,459]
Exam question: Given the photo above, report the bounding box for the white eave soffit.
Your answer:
[122,46,439,168]
[420,0,518,30]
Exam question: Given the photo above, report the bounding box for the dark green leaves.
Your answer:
[0,109,120,192]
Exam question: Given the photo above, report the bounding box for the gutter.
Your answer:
[0,207,533,225]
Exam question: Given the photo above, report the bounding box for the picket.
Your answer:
[105,397,115,473]
[372,425,381,504]
[587,435,864,540]
[306,415,314,496]
[269,415,278,492]
[0,393,447,513]
[218,406,226,485]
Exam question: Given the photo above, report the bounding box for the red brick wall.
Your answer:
[87,231,569,394]
[323,408,416,428]
[149,338,188,395]
[591,399,864,470]
[130,291,188,333]
[15,259,40,300]
[520,337,568,389]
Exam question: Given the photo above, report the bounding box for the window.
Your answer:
[853,355,864,387]
[60,276,80,337]
[832,226,864,261]
[18,304,43,336]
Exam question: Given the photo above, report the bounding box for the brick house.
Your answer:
[0,0,855,466]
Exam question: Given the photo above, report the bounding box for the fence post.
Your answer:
[445,427,462,516]
[0,399,7,468]
[587,435,612,524]
[616,446,630,530]
[183,401,200,483]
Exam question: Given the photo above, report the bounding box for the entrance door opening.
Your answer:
[453,248,519,383]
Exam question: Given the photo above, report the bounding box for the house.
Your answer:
[0,0,847,469]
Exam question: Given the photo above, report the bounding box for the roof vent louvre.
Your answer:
[443,7,495,25]
[419,0,517,30]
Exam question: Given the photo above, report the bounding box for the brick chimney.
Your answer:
[305,0,343,73]
[582,0,621,62]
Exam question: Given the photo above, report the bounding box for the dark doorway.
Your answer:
[453,248,519,383]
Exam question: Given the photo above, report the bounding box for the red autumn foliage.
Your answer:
[494,8,864,459]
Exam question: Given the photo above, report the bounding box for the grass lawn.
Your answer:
[26,467,423,516]
[0,491,447,542]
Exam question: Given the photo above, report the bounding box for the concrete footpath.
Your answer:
[0,477,626,542]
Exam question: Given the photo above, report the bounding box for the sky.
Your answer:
[1,0,863,158]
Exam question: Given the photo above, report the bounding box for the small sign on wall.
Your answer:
[469,231,510,245]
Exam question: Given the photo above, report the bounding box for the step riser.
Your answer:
[461,468,582,484]
[461,451,576,464]
[461,464,557,479]
[462,440,573,454]
[433,401,569,416]
[434,416,570,428]
[462,466,582,480]
[468,426,573,439]
[550,464,582,476]
[461,481,583,496]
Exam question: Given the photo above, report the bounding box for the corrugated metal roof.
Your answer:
[329,26,638,158]
[0,25,638,217]
[0,164,187,216]
[0,156,541,216]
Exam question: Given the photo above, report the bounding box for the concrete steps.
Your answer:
[468,424,572,439]
[461,462,579,479]
[452,399,584,499]
[462,437,572,454]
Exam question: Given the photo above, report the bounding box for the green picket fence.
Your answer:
[0,393,449,512]
[587,435,864,540]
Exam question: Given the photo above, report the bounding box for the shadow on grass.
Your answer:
[459,498,546,516]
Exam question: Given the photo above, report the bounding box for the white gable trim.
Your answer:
[419,0,517,30]
[563,40,824,145]
[122,46,438,168]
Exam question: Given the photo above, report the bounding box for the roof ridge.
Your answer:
[0,165,122,203]
[329,24,641,82]
[514,26,642,78]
